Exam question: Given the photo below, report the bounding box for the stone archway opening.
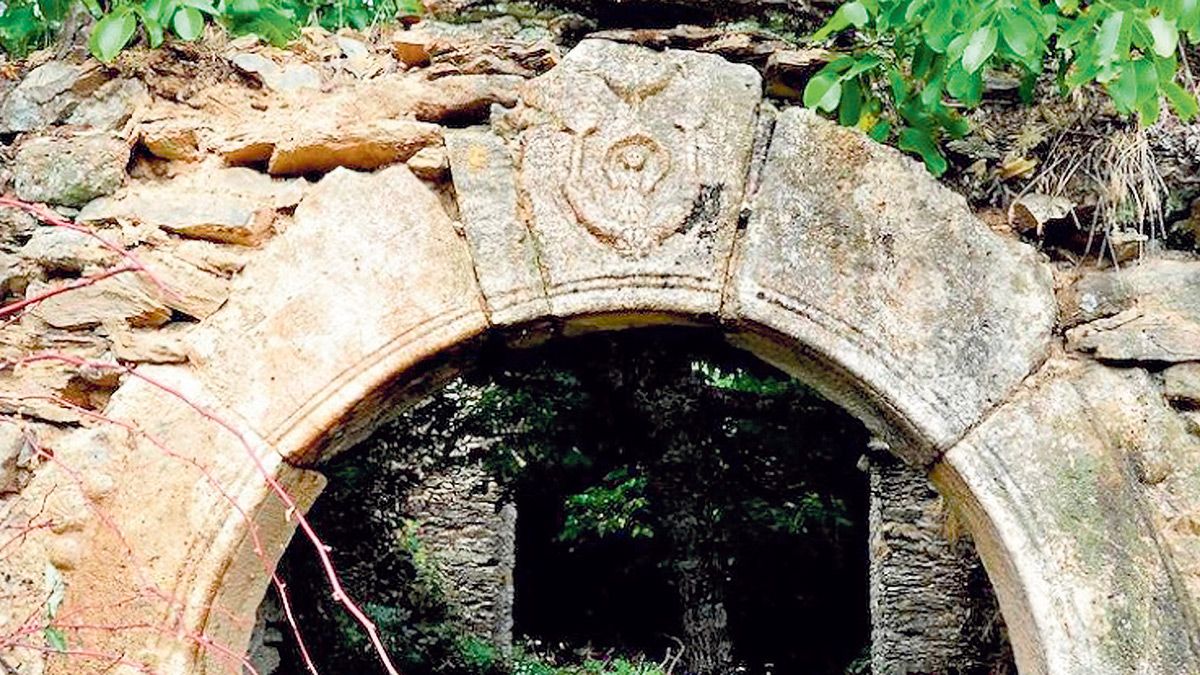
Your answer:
[247,327,1015,675]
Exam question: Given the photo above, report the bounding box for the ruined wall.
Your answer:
[868,452,1013,674]
[0,10,1198,674]
[403,464,517,653]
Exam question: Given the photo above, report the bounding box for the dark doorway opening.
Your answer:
[252,329,882,674]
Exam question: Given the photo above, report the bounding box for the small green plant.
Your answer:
[806,0,1200,174]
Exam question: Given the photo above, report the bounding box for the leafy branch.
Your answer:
[806,0,1200,174]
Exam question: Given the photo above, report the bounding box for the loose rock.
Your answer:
[20,227,117,274]
[138,250,231,319]
[1164,363,1200,407]
[406,144,450,179]
[0,62,106,133]
[79,180,285,246]
[0,424,31,494]
[13,134,130,208]
[64,79,150,131]
[411,74,524,123]
[28,275,171,329]
[267,119,443,175]
[1062,261,1200,362]
[106,323,190,363]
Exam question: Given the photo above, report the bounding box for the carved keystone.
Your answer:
[494,39,762,321]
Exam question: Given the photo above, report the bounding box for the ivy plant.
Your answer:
[805,0,1200,174]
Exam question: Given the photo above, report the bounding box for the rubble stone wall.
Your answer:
[0,16,1198,675]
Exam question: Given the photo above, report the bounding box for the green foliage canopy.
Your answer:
[806,0,1200,173]
[0,0,422,60]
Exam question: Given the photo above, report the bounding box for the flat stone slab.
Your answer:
[727,108,1056,461]
[1063,261,1200,363]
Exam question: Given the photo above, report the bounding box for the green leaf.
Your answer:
[813,3,866,41]
[803,71,843,112]
[1165,81,1200,120]
[839,79,864,126]
[898,126,947,175]
[176,0,218,14]
[1134,58,1161,124]
[88,9,137,62]
[143,0,165,21]
[397,0,423,16]
[80,0,103,17]
[868,119,891,141]
[840,54,882,80]
[842,1,869,27]
[1097,11,1125,63]
[947,63,983,106]
[919,71,944,107]
[1000,12,1038,58]
[37,0,70,24]
[171,6,203,39]
[144,14,163,46]
[1145,15,1179,57]
[1107,64,1138,112]
[888,68,909,101]
[228,0,259,16]
[962,25,997,73]
[235,7,297,46]
[44,626,67,653]
[1056,0,1079,13]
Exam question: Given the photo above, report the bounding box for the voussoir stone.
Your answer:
[933,362,1200,674]
[495,38,762,322]
[1063,260,1200,363]
[447,127,548,323]
[728,108,1055,461]
[13,134,130,208]
[186,165,487,457]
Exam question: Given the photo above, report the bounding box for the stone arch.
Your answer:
[48,40,1199,675]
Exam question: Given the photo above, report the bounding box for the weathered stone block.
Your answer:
[1165,363,1200,406]
[0,62,105,133]
[28,274,171,329]
[727,108,1056,461]
[933,363,1200,674]
[1063,260,1200,363]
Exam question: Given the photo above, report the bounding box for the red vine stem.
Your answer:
[0,196,176,300]
[38,396,321,675]
[0,264,138,320]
